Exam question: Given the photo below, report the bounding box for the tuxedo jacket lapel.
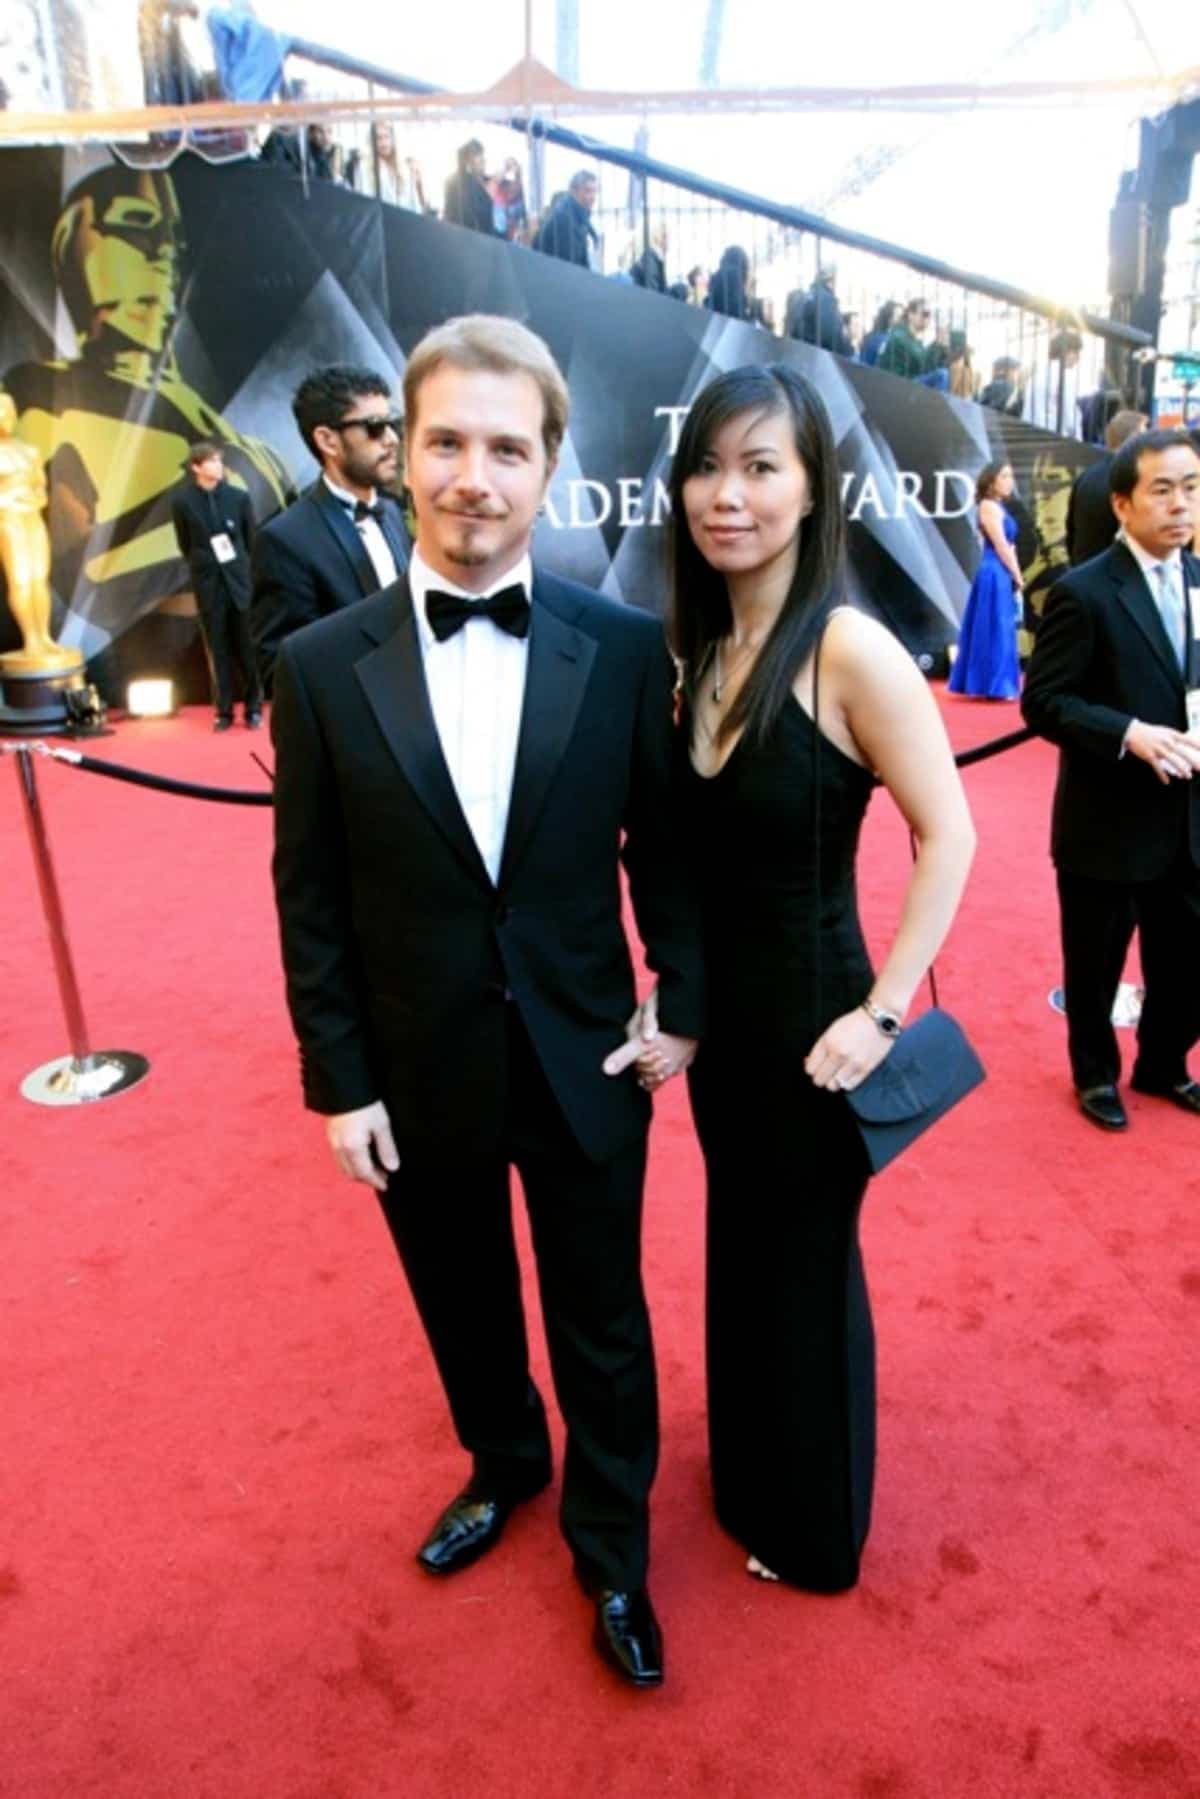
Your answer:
[1111,543,1185,689]
[312,482,383,598]
[378,501,410,574]
[355,579,492,889]
[499,585,597,888]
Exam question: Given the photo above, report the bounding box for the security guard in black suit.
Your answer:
[170,441,261,729]
[1023,428,1200,1130]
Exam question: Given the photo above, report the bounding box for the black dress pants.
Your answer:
[376,1008,657,1591]
[199,596,262,721]
[1057,857,1200,1090]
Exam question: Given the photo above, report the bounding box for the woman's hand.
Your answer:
[805,1007,895,1092]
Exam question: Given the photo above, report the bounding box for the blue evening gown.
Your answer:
[948,506,1021,699]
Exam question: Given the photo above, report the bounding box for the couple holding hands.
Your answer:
[270,315,975,1687]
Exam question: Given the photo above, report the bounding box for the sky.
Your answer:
[250,0,1196,307]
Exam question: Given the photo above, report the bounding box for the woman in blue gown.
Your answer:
[948,461,1024,700]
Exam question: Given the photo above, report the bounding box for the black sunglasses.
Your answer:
[332,413,403,440]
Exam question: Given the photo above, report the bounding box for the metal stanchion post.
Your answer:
[10,744,150,1105]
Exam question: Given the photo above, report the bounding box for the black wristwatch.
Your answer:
[860,998,903,1039]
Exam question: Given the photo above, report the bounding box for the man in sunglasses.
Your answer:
[251,364,409,685]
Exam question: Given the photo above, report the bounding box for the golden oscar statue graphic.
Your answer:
[0,392,84,674]
[0,389,90,732]
[4,167,293,649]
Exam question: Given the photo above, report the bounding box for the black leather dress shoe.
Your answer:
[1076,1084,1128,1131]
[416,1477,547,1575]
[1130,1077,1200,1115]
[592,1588,663,1688]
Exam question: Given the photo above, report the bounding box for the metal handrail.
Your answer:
[282,40,1152,350]
[0,28,1152,354]
[512,116,1150,348]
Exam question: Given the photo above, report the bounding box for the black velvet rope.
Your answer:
[67,752,273,805]
[952,726,1035,768]
[57,725,1035,805]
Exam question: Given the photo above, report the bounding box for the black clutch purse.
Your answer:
[842,1007,985,1174]
[811,615,985,1175]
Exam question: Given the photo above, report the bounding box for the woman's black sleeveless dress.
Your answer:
[684,693,878,1590]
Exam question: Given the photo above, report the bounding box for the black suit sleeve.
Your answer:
[251,523,322,688]
[1021,577,1133,761]
[238,488,256,559]
[620,631,705,1041]
[170,488,194,562]
[271,640,378,1115]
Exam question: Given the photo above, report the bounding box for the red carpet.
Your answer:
[2,693,1198,1798]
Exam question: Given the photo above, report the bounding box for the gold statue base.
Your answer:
[0,644,85,675]
[0,659,91,735]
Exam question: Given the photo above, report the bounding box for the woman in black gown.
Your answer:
[639,366,975,1589]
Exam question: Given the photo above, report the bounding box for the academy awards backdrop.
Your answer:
[0,145,1096,698]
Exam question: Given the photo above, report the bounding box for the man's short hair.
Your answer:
[292,364,392,459]
[568,169,596,196]
[1109,426,1199,498]
[187,439,222,467]
[905,297,928,320]
[403,315,569,464]
[1104,409,1149,452]
[1049,328,1084,360]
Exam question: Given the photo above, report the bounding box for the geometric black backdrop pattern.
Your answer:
[0,145,1097,679]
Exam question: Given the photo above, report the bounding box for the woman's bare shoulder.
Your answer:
[822,604,904,664]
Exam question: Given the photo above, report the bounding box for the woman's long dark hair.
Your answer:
[668,363,846,747]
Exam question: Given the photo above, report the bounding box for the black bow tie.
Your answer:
[425,584,530,643]
[352,499,383,523]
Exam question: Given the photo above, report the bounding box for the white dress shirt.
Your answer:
[409,546,532,885]
[323,475,399,589]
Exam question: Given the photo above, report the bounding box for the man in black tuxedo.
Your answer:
[1065,407,1147,566]
[1023,427,1200,1130]
[170,441,261,730]
[270,316,703,1686]
[250,364,409,685]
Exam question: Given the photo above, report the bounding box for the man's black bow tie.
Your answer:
[352,499,384,523]
[425,584,530,643]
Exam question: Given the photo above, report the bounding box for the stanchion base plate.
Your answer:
[20,1051,151,1107]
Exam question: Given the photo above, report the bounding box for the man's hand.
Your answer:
[326,1100,399,1191]
[602,987,697,1091]
[1125,720,1200,785]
